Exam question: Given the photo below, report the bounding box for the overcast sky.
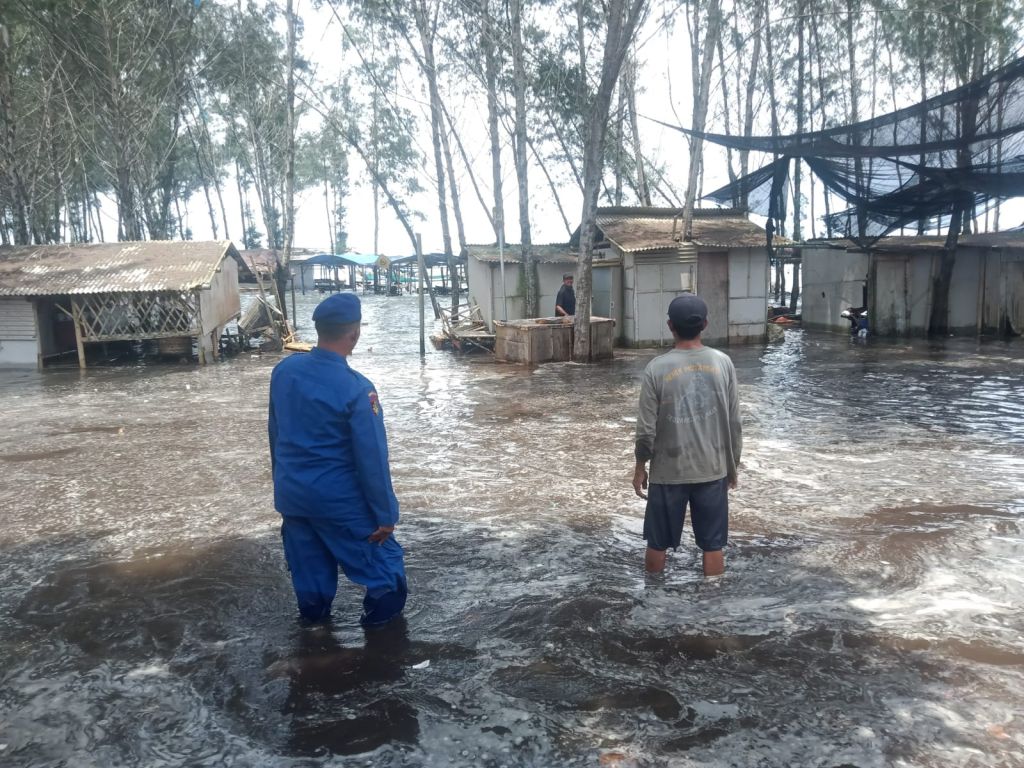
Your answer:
[106,1,1022,255]
[165,1,702,256]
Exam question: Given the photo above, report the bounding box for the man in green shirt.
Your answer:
[632,293,742,576]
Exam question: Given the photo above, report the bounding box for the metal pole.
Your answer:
[290,269,297,324]
[416,233,426,356]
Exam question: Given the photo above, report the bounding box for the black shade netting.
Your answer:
[666,55,1024,246]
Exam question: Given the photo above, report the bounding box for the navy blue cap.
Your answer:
[668,292,708,330]
[312,293,361,324]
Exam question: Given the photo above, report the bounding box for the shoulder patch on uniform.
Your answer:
[369,390,380,416]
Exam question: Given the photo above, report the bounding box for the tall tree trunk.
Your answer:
[187,123,219,238]
[191,87,231,240]
[481,0,505,246]
[440,126,466,315]
[343,122,442,319]
[279,0,297,323]
[436,104,467,315]
[235,160,249,249]
[763,2,783,237]
[930,9,987,335]
[739,0,764,202]
[0,23,30,244]
[614,79,625,205]
[510,0,536,316]
[93,192,105,242]
[324,163,335,254]
[916,22,928,235]
[413,1,454,321]
[792,0,804,245]
[845,0,865,240]
[811,17,833,236]
[441,101,494,231]
[717,33,737,190]
[682,0,723,237]
[573,0,647,361]
[624,55,651,206]
[544,106,585,190]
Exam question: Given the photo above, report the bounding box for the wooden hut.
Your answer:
[585,207,772,347]
[465,244,578,328]
[0,241,245,368]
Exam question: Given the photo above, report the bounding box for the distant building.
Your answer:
[801,233,1024,336]
[466,207,772,347]
[466,244,578,328]
[237,247,324,285]
[0,241,245,368]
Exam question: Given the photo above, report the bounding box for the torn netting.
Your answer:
[672,55,1024,245]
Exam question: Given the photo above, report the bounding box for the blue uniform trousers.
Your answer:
[281,516,407,626]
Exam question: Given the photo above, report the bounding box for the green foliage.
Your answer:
[2,0,1023,248]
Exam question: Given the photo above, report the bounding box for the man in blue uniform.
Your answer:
[268,293,407,627]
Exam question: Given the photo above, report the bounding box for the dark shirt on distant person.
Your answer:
[555,284,576,316]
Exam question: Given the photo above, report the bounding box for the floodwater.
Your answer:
[1,293,1023,768]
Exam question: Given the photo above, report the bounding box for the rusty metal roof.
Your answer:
[0,241,241,296]
[468,244,578,264]
[594,207,773,252]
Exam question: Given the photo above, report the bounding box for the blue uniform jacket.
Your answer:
[268,347,399,532]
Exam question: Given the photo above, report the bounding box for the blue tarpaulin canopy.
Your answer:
[343,253,384,266]
[293,254,360,269]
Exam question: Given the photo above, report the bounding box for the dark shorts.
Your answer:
[643,478,729,552]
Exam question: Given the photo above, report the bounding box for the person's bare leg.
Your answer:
[702,550,724,576]
[645,548,667,573]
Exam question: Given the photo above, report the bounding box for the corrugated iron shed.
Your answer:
[468,244,577,264]
[594,207,771,253]
[0,241,241,297]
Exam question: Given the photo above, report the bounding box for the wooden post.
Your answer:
[196,290,207,365]
[71,299,86,370]
[417,234,426,357]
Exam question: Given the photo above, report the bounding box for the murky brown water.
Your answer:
[1,293,1023,767]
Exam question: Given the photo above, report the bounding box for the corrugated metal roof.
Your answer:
[805,232,1024,252]
[468,244,578,264]
[0,241,239,296]
[962,232,1024,249]
[595,208,771,252]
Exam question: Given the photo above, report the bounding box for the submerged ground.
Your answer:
[1,293,1022,767]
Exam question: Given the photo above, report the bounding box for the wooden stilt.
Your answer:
[72,299,87,369]
[196,290,207,365]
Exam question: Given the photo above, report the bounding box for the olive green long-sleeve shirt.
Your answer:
[635,347,742,484]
